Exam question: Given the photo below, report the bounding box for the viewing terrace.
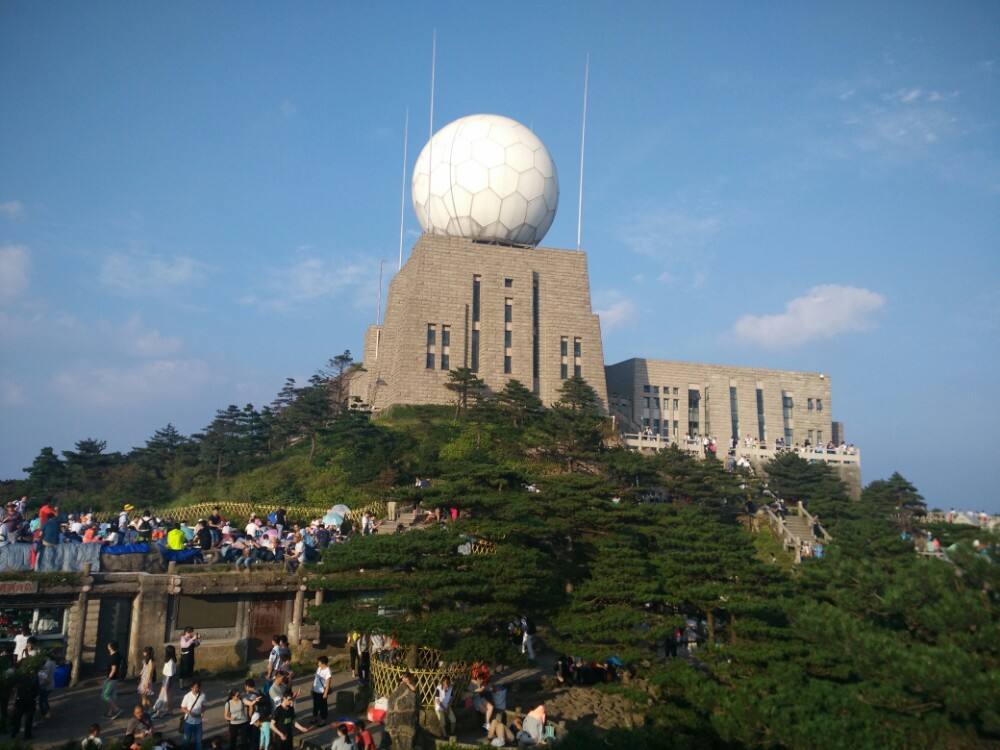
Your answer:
[621,433,861,467]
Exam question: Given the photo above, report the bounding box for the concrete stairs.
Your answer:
[376,508,420,535]
[782,514,816,542]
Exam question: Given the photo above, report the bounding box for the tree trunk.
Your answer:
[706,609,715,644]
[309,433,317,461]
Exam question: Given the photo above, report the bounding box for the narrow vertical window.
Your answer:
[687,389,701,437]
[729,386,739,442]
[504,298,513,323]
[504,355,512,374]
[782,392,794,444]
[472,275,481,323]
[471,275,481,372]
[756,388,766,441]
[573,337,582,377]
[440,325,450,370]
[425,324,436,370]
[531,272,540,389]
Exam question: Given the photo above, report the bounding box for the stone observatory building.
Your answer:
[349,113,608,411]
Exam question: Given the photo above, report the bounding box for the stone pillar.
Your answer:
[67,580,90,687]
[127,586,144,677]
[314,589,324,607]
[289,585,305,645]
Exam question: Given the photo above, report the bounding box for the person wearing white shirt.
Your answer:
[310,656,331,724]
[13,626,30,662]
[180,681,206,750]
[433,676,456,737]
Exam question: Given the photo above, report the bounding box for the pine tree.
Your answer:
[444,367,487,418]
[23,447,67,495]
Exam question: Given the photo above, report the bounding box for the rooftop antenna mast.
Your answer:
[398,108,409,270]
[426,29,437,231]
[576,53,590,252]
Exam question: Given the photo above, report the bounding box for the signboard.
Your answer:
[0,581,39,595]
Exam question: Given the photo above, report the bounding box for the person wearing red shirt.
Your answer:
[38,499,58,528]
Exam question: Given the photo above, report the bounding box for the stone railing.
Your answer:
[620,434,860,467]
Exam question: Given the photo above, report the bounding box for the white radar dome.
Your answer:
[412,114,558,247]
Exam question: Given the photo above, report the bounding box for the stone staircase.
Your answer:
[781,513,815,542]
[762,501,830,563]
[375,508,420,535]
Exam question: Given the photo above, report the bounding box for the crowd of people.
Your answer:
[0,497,387,572]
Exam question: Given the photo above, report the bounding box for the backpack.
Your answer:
[525,618,536,635]
[267,511,278,525]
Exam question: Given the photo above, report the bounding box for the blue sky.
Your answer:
[1,2,998,510]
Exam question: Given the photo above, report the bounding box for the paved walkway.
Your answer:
[24,658,551,749]
[24,670,368,750]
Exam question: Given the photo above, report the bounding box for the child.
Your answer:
[81,723,102,750]
[252,712,270,750]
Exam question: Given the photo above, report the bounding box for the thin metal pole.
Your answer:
[398,108,409,270]
[426,29,436,231]
[576,53,590,252]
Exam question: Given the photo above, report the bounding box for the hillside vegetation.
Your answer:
[5,361,999,748]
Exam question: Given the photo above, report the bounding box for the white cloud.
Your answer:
[656,271,673,284]
[280,99,298,117]
[100,252,206,294]
[0,245,30,299]
[621,208,720,260]
[0,308,184,360]
[242,256,369,312]
[732,285,885,348]
[51,358,211,408]
[595,289,639,332]
[0,379,26,406]
[839,86,962,154]
[111,315,184,357]
[0,201,24,220]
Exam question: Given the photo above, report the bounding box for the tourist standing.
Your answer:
[137,646,156,711]
[310,656,331,724]
[520,615,536,660]
[13,625,30,662]
[180,680,206,750]
[101,641,123,719]
[263,636,281,696]
[224,688,250,750]
[37,649,56,718]
[152,645,177,718]
[433,676,456,737]
[269,694,308,750]
[178,627,200,688]
[8,670,39,740]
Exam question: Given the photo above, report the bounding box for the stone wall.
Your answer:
[351,234,607,412]
[606,357,835,447]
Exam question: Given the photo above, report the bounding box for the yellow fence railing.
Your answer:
[370,648,469,707]
[93,499,388,524]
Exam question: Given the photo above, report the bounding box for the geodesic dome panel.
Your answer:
[412,114,559,247]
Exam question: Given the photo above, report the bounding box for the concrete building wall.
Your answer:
[351,234,608,412]
[606,358,835,446]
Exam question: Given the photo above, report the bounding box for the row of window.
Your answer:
[638,384,825,442]
[425,323,451,370]
[560,336,582,379]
